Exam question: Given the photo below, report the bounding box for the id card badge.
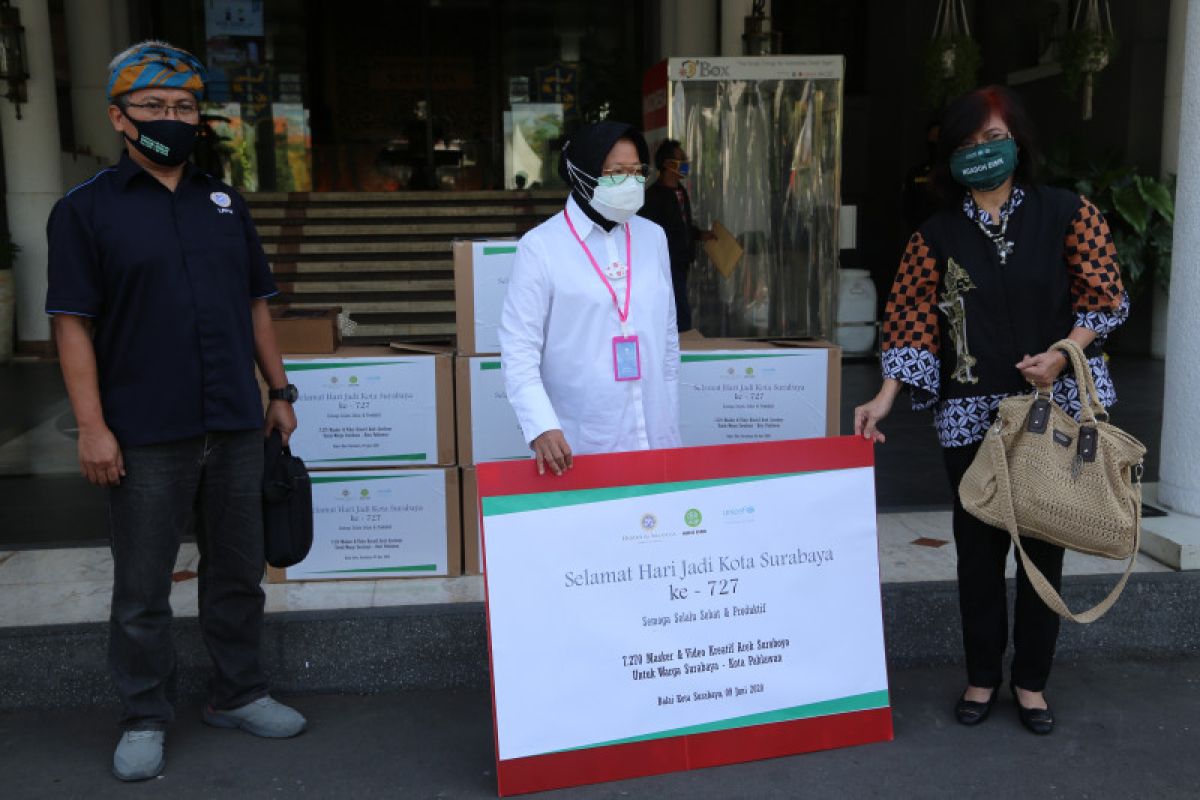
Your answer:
[612,335,641,381]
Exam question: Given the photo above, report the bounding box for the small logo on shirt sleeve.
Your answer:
[210,191,235,214]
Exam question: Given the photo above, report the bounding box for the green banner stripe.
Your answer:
[310,474,418,484]
[313,564,438,574]
[556,690,889,753]
[680,353,806,363]
[479,361,502,370]
[482,472,817,517]
[310,454,428,463]
[285,360,410,371]
[482,246,518,255]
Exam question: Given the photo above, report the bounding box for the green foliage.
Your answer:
[1044,147,1174,295]
[922,35,981,109]
[0,234,19,270]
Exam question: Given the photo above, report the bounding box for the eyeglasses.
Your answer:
[123,100,201,120]
[600,163,649,184]
[956,130,1012,151]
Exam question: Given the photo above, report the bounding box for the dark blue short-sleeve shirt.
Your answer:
[45,154,278,448]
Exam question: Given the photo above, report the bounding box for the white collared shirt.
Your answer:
[499,195,681,455]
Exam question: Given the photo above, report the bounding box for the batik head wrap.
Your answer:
[107,41,206,101]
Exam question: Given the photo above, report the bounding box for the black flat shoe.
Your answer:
[954,688,997,725]
[1011,686,1054,735]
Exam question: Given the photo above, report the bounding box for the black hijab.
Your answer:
[559,121,650,232]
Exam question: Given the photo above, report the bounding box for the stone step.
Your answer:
[251,204,560,220]
[5,574,1198,710]
[276,278,455,293]
[282,298,455,313]
[247,189,565,204]
[263,241,453,255]
[271,259,451,272]
[256,221,527,238]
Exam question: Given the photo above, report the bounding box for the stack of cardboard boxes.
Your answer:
[266,239,841,582]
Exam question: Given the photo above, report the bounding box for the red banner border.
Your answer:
[477,437,883,797]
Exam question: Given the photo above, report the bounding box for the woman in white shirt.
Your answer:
[500,121,682,475]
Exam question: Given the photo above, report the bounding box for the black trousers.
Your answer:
[108,431,269,730]
[943,440,1065,692]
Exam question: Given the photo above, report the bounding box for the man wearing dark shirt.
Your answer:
[637,139,714,332]
[46,41,305,782]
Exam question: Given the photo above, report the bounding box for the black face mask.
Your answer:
[121,111,198,167]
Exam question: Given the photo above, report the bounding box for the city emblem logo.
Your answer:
[684,508,703,527]
[349,375,359,384]
[341,489,350,497]
[209,191,232,208]
[640,513,657,531]
[360,489,370,498]
[745,366,754,376]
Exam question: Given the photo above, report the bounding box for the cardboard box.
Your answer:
[283,346,455,468]
[270,307,341,354]
[461,466,482,575]
[455,356,530,465]
[267,467,461,582]
[678,338,841,446]
[453,239,518,355]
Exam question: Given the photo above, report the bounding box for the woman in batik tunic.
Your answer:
[854,86,1126,736]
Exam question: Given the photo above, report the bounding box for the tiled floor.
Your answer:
[0,355,1174,629]
[0,509,1170,629]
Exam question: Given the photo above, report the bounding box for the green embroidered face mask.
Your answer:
[950,138,1018,191]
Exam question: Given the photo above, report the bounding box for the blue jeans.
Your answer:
[108,430,268,729]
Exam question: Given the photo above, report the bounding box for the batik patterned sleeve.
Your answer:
[880,231,941,410]
[1065,196,1128,338]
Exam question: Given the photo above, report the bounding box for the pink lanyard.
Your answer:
[564,208,632,324]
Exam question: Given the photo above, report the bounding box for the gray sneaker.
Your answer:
[113,729,165,781]
[203,696,307,738]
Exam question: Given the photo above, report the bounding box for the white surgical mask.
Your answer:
[566,159,646,224]
[591,175,646,223]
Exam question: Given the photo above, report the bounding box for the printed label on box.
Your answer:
[286,356,440,467]
[287,470,450,579]
[469,358,531,463]
[472,243,518,354]
[679,349,828,446]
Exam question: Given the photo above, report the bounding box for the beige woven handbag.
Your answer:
[958,339,1147,623]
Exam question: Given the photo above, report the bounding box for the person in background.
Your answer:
[854,86,1127,736]
[500,122,681,476]
[637,139,715,332]
[46,41,306,782]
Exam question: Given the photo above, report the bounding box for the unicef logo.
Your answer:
[640,513,657,531]
[209,191,232,208]
[684,508,703,527]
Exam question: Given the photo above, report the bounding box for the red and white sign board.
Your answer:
[477,437,892,796]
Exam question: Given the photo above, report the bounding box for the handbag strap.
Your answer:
[984,423,1141,623]
[1049,339,1107,422]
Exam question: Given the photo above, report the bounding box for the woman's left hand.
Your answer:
[1015,350,1068,388]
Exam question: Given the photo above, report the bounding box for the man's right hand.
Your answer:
[78,426,125,486]
[531,429,573,476]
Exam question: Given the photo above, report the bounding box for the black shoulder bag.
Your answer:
[262,429,313,568]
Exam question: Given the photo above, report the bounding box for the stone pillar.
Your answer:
[1157,0,1200,516]
[1152,0,1190,358]
[64,0,117,163]
[719,0,761,56]
[660,0,718,59]
[1,0,65,346]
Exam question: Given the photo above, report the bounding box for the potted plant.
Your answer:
[0,233,19,362]
[923,0,981,109]
[1045,148,1174,353]
[1058,0,1119,120]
